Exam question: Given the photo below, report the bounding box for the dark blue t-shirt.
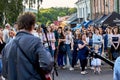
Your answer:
[78,40,88,60]
[73,39,79,50]
[89,38,93,47]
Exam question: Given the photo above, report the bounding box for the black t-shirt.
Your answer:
[54,30,59,47]
[73,38,79,50]
[0,42,6,53]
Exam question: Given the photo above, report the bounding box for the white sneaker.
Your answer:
[63,65,67,69]
[69,67,74,71]
[90,67,94,70]
[81,71,86,75]
[85,67,88,69]
[81,71,88,75]
[74,65,80,68]
[84,71,88,74]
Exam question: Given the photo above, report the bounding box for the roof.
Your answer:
[66,13,77,24]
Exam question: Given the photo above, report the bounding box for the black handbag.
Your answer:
[59,44,66,53]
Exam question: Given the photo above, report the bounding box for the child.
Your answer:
[91,44,101,74]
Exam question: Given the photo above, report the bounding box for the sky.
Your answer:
[41,0,78,8]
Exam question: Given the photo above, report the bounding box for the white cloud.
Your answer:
[41,0,78,8]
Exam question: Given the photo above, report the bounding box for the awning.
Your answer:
[66,13,77,24]
[89,14,107,26]
[84,20,93,28]
[71,21,86,30]
[100,12,120,26]
[95,14,107,25]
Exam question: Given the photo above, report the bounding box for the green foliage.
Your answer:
[0,0,76,26]
[37,7,77,25]
[0,0,23,25]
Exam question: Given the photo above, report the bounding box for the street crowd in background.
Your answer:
[0,19,120,79]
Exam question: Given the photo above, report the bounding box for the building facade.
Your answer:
[114,0,120,13]
[75,0,91,22]
[75,0,116,20]
[91,0,114,19]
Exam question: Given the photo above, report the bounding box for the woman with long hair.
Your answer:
[92,28,103,54]
[71,29,81,70]
[43,26,56,57]
[57,27,66,68]
[110,26,120,60]
[64,28,73,70]
[36,25,43,43]
[78,34,89,75]
[104,26,113,60]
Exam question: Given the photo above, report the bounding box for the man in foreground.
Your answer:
[2,12,53,80]
[114,57,120,80]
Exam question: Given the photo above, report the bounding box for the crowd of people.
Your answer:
[0,12,120,80]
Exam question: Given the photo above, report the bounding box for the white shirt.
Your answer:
[3,29,9,43]
[65,33,73,44]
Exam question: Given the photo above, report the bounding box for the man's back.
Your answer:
[114,57,120,80]
[3,31,53,80]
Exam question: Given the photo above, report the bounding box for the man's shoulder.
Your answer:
[115,57,120,63]
[115,57,120,67]
[17,31,40,41]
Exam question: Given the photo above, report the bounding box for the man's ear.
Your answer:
[31,25,35,31]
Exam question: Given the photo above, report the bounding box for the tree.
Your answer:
[0,0,23,25]
[23,0,43,21]
[37,7,77,24]
[0,0,43,25]
[23,0,42,11]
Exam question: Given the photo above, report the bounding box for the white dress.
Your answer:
[91,52,101,66]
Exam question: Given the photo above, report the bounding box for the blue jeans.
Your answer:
[45,47,54,57]
[57,53,64,66]
[0,59,2,74]
[64,44,72,66]
[72,50,78,67]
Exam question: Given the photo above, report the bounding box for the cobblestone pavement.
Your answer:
[54,67,113,80]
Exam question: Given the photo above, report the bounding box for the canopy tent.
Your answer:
[99,12,120,26]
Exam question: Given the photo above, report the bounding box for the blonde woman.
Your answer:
[43,26,56,57]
